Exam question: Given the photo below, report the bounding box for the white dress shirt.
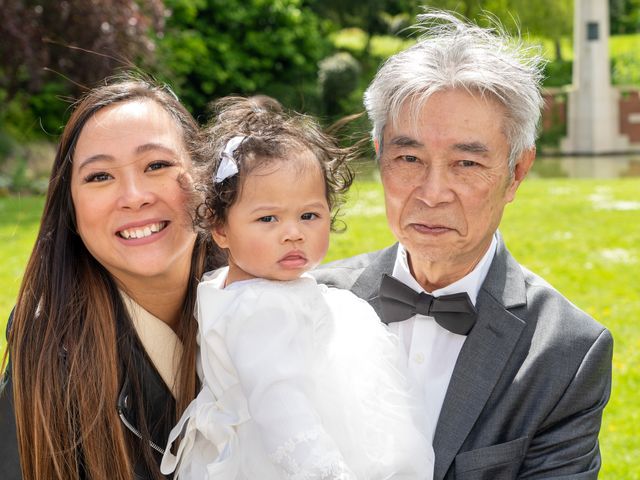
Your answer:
[387,234,498,441]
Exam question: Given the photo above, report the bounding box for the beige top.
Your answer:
[120,291,183,399]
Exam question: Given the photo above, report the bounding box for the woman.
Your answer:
[0,76,219,479]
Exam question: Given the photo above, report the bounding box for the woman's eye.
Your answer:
[258,215,277,223]
[301,212,318,221]
[147,161,173,172]
[84,172,112,183]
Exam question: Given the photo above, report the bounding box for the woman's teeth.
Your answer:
[119,222,166,239]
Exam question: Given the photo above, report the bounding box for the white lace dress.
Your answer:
[161,267,434,480]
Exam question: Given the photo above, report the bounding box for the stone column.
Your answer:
[561,0,629,154]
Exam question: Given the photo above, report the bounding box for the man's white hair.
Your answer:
[364,9,545,171]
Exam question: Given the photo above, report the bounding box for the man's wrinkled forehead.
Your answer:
[379,91,509,152]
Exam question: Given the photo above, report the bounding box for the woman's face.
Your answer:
[70,99,197,289]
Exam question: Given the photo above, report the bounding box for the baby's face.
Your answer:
[213,152,331,284]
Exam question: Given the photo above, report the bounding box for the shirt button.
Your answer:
[413,353,425,364]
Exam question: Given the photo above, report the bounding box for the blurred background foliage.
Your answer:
[0,0,639,194]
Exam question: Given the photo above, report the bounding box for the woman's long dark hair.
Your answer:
[6,76,217,479]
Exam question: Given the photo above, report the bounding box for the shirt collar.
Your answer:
[392,233,498,306]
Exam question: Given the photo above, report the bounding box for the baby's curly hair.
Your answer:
[194,95,355,232]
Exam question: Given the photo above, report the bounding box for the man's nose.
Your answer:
[413,166,456,207]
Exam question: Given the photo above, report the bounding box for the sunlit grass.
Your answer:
[1,177,639,477]
[327,177,639,479]
[0,195,43,354]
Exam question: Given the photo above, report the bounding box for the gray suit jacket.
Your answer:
[313,235,613,480]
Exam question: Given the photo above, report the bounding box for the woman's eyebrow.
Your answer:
[77,143,179,170]
[76,154,114,170]
[135,142,179,156]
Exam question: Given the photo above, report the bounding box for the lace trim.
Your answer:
[268,425,355,479]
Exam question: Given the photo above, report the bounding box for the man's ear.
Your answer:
[211,224,229,249]
[373,138,380,156]
[505,147,536,203]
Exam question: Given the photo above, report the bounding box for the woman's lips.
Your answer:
[117,221,168,239]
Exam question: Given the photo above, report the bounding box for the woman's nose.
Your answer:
[117,175,155,210]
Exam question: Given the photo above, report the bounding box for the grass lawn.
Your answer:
[1,177,639,477]
[0,195,44,353]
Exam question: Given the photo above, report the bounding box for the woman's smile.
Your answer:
[117,221,168,239]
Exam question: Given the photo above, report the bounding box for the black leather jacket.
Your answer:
[0,319,176,479]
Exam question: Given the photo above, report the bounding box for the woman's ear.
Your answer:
[211,224,229,249]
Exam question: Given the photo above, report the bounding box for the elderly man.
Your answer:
[314,11,613,480]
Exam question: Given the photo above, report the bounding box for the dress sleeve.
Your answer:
[222,285,356,479]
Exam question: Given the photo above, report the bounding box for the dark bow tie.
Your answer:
[378,274,477,335]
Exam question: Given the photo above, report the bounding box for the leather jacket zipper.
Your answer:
[117,404,166,455]
[117,376,166,455]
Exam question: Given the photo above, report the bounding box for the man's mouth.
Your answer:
[410,223,453,234]
[117,221,168,239]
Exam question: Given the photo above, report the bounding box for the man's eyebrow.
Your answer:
[452,142,489,154]
[388,136,424,148]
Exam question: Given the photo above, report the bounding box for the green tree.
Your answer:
[511,0,572,60]
[422,0,572,61]
[419,0,505,20]
[156,0,331,116]
[610,0,640,34]
[0,0,164,138]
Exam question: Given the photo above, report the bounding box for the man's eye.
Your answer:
[459,160,478,167]
[301,212,318,221]
[258,215,277,223]
[402,155,418,163]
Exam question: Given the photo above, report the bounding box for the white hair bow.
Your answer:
[214,135,245,183]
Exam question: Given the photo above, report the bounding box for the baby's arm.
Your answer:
[223,289,355,479]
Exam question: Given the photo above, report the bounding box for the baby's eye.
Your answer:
[258,215,277,223]
[301,212,318,221]
[147,161,174,172]
[84,172,112,183]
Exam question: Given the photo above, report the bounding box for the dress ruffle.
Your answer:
[162,269,434,479]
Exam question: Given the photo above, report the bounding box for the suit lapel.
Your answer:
[433,237,528,480]
[349,238,529,479]
[350,244,398,318]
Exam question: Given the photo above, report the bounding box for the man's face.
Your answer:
[379,89,533,289]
